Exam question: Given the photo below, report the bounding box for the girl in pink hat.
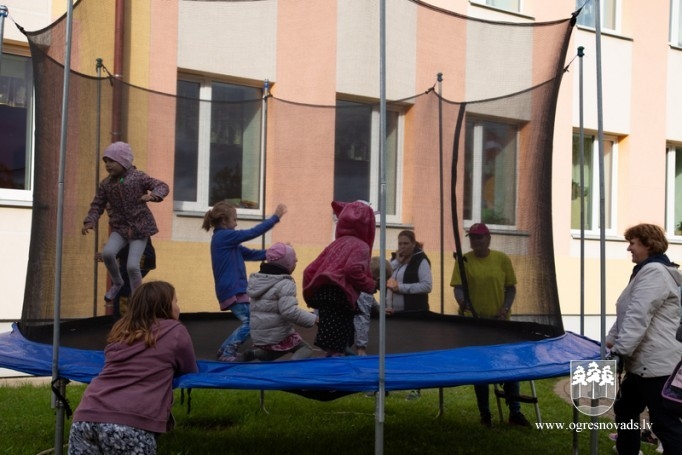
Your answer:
[82,142,169,304]
[243,242,317,361]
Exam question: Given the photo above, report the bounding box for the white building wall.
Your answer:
[572,31,633,135]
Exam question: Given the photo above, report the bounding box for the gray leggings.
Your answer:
[102,232,148,292]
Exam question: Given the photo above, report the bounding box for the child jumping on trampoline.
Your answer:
[202,201,287,362]
[303,200,377,357]
[243,242,317,361]
[82,141,169,303]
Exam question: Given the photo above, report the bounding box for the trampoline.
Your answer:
[0,6,601,453]
[0,312,599,392]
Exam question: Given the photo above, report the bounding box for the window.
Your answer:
[463,119,518,226]
[576,0,619,32]
[670,0,682,47]
[0,53,33,201]
[472,0,521,13]
[571,133,617,232]
[666,144,682,236]
[333,100,402,218]
[174,77,263,212]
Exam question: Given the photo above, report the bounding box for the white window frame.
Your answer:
[576,0,621,33]
[471,0,522,14]
[665,143,682,237]
[334,101,404,224]
[670,0,682,47]
[173,75,265,216]
[0,52,34,206]
[369,106,404,224]
[571,133,619,235]
[464,119,519,231]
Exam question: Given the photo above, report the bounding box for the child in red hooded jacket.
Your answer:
[303,201,377,357]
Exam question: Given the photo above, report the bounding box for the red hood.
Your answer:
[333,201,375,249]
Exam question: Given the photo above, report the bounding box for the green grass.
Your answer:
[0,377,662,455]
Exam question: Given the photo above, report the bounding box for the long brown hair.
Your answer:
[108,281,176,347]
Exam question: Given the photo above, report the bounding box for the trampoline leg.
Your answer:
[435,387,444,419]
[529,380,541,424]
[494,384,505,423]
[258,390,269,415]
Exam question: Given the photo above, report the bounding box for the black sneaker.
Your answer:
[509,412,531,427]
[480,414,492,428]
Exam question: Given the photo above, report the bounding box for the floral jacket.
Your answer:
[83,167,169,240]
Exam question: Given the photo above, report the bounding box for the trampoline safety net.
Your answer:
[17,0,577,344]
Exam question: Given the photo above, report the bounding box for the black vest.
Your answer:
[401,249,430,312]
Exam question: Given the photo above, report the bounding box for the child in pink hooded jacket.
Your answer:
[303,201,376,356]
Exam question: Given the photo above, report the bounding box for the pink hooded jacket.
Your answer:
[303,201,376,308]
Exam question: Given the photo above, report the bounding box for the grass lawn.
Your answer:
[0,377,662,454]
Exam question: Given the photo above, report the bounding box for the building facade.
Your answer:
[2,0,681,341]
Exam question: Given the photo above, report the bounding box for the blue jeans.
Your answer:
[219,302,250,357]
[474,382,521,417]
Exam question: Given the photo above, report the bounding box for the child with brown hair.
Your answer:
[68,281,197,454]
[202,201,287,361]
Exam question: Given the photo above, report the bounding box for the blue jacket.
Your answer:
[210,215,280,305]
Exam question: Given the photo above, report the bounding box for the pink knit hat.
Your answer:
[266,242,297,273]
[103,142,134,170]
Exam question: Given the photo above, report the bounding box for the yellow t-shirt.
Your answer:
[450,250,516,318]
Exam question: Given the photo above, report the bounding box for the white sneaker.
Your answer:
[656,441,664,453]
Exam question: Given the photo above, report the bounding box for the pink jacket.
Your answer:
[303,201,376,308]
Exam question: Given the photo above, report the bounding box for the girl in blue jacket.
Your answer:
[202,201,287,361]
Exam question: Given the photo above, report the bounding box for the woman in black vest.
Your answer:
[387,230,432,400]
[387,230,432,313]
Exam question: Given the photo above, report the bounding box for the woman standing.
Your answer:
[606,223,682,455]
[386,230,432,313]
[386,229,432,400]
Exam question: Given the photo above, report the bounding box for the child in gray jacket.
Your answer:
[244,243,317,361]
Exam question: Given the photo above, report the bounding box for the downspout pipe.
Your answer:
[112,0,125,143]
[103,0,125,316]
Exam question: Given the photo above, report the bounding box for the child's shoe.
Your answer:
[217,345,238,362]
[104,282,124,302]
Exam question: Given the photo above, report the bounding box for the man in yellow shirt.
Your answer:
[450,222,530,428]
